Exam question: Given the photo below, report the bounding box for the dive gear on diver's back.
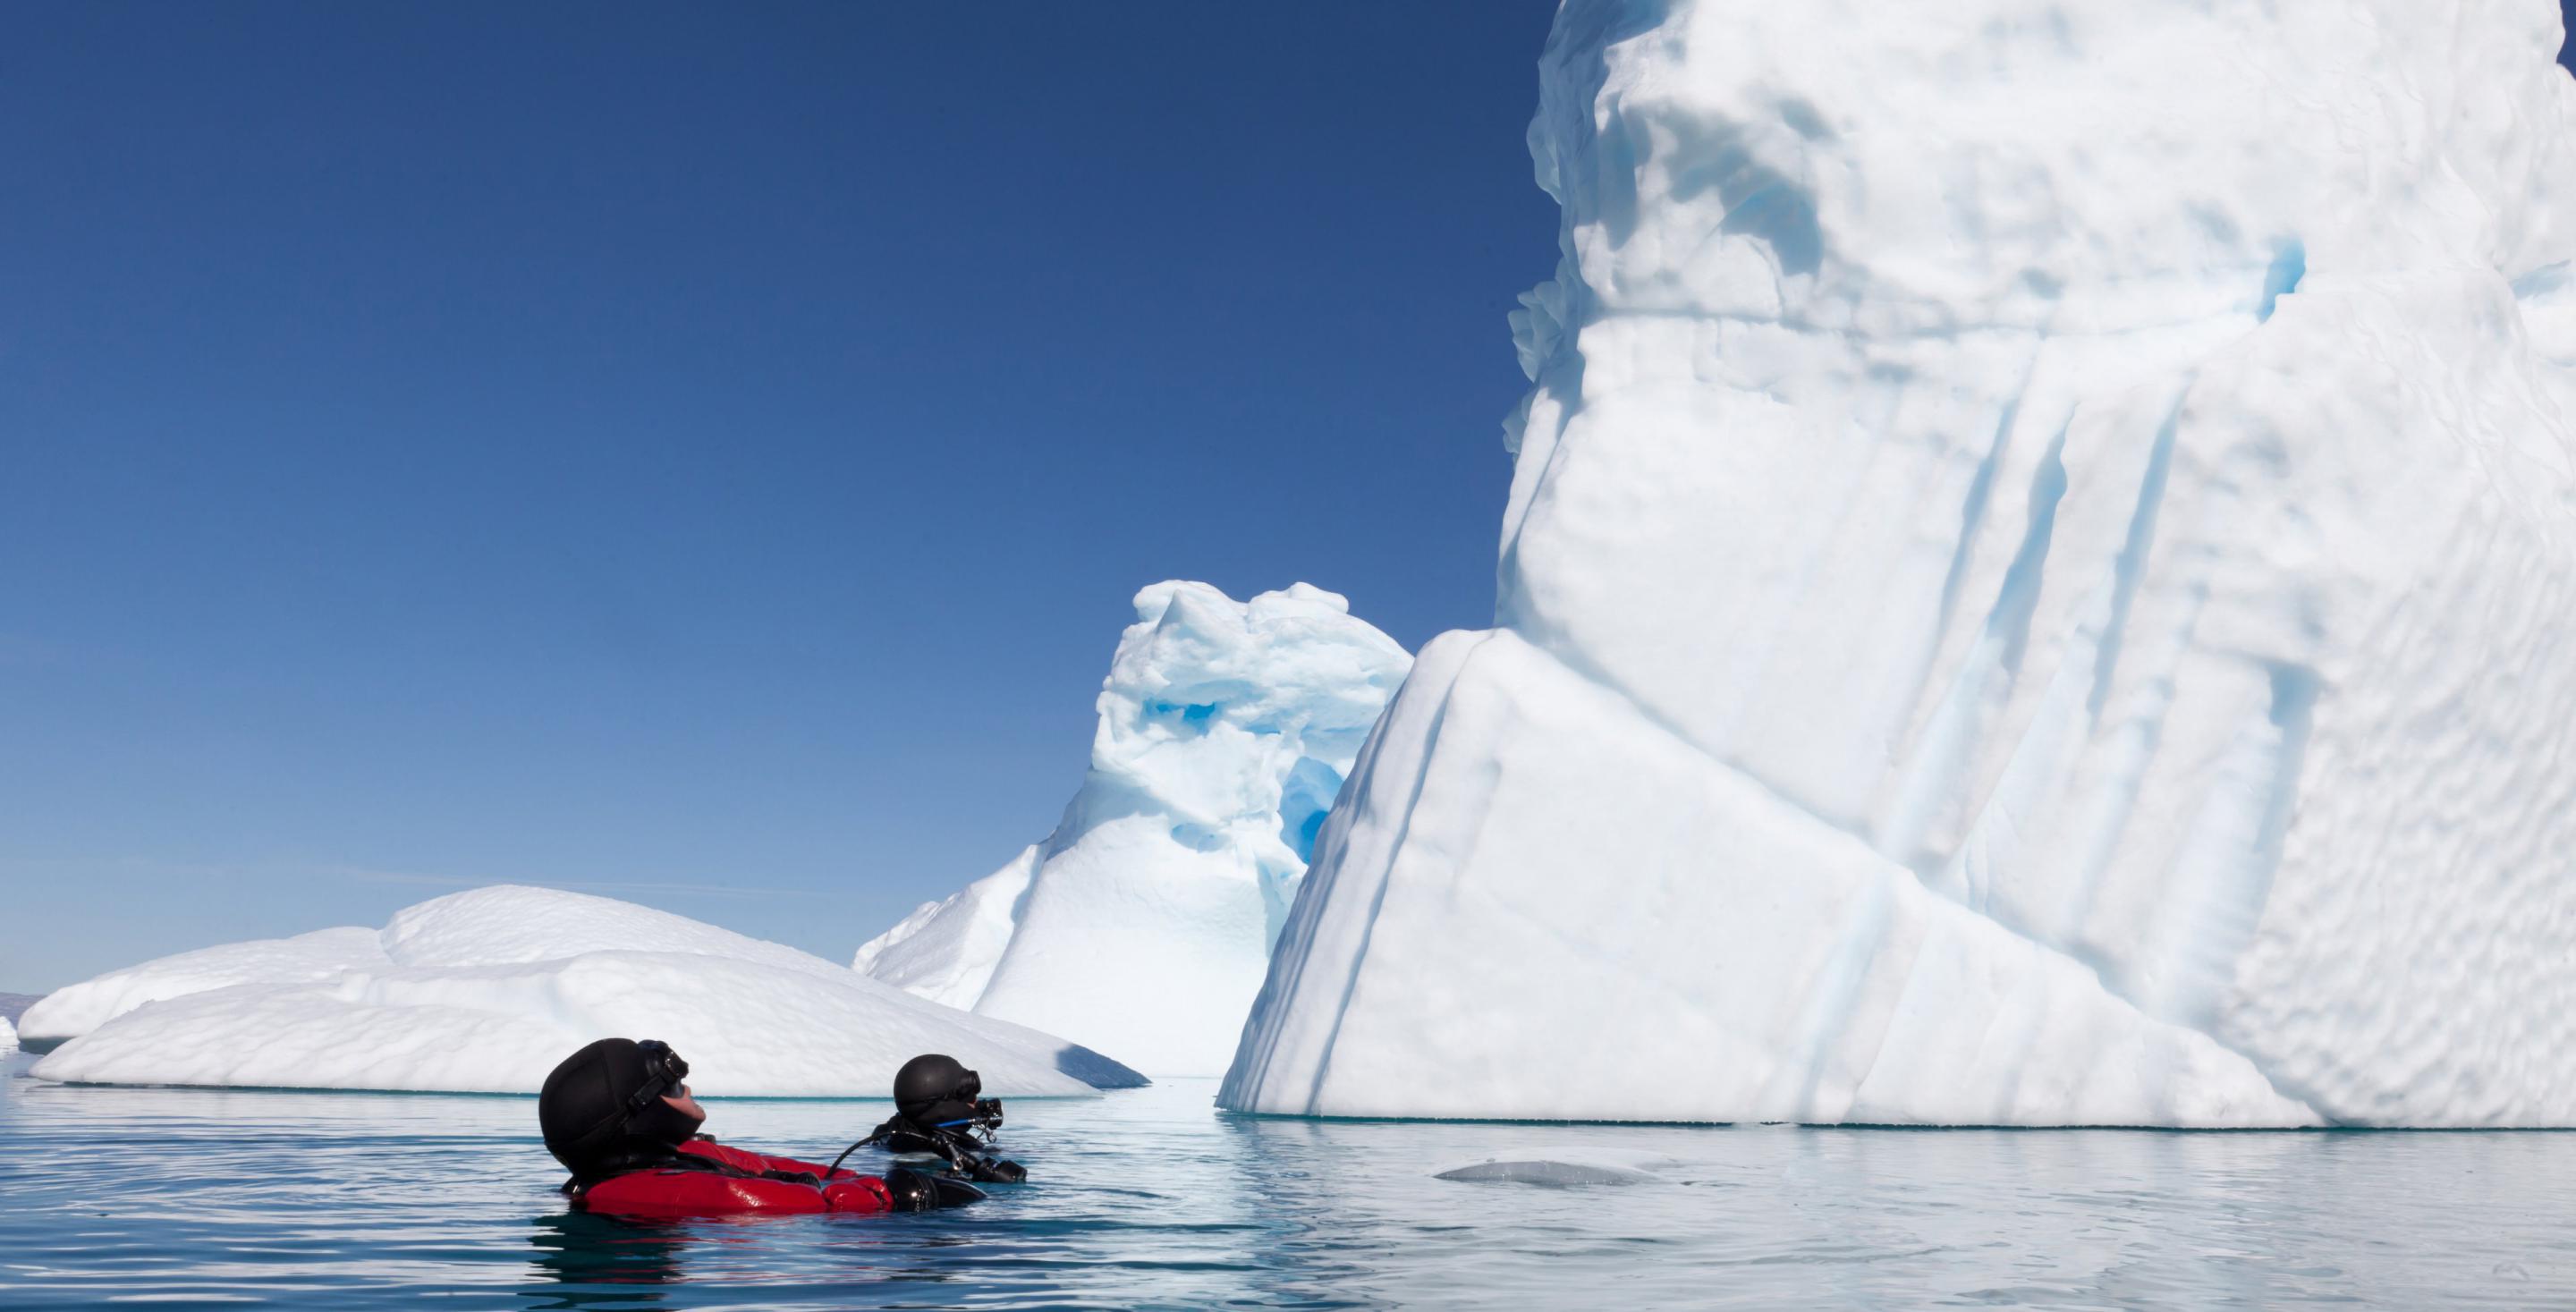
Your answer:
[835,1053,1028,1183]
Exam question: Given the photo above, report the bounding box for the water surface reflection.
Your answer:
[2,1054,2568,1308]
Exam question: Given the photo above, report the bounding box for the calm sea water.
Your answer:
[2,1053,2571,1309]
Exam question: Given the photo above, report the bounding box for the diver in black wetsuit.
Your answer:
[851,1054,1029,1184]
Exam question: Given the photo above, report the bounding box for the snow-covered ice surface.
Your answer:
[30,885,1143,1096]
[18,926,387,1045]
[1,1012,15,1054]
[859,581,1410,1075]
[1226,0,2576,1127]
[853,846,1037,1012]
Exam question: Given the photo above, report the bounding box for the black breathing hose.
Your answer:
[820,1108,1005,1182]
[823,1120,892,1180]
[823,1139,866,1180]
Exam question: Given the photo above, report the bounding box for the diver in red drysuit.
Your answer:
[538,1037,981,1218]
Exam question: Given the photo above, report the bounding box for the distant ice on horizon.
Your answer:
[25,885,1144,1096]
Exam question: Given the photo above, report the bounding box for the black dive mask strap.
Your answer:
[623,1039,691,1114]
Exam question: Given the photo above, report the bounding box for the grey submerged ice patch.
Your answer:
[1435,1159,1655,1188]
[1051,1044,1151,1089]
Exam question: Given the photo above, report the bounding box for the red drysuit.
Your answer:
[571,1138,894,1217]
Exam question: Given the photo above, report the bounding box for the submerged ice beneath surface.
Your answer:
[1226,0,2576,1126]
[1434,1159,1656,1188]
[859,582,1409,1075]
[27,886,1143,1096]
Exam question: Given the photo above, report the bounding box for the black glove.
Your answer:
[882,1166,935,1211]
[883,1165,989,1211]
[967,1155,1027,1184]
[759,1169,822,1187]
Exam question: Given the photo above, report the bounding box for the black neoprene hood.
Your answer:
[539,1037,699,1176]
[892,1053,982,1126]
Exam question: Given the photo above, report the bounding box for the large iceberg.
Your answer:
[29,885,1144,1096]
[858,581,1410,1074]
[1224,0,2576,1126]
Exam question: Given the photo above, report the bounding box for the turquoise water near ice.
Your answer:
[4,1054,2572,1308]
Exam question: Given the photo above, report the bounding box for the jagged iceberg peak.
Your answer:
[28,885,1143,1096]
[1083,581,1412,882]
[858,581,1411,1075]
[1229,0,2576,1126]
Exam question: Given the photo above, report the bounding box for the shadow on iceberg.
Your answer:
[1054,1044,1149,1090]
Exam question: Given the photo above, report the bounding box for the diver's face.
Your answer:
[663,1084,705,1122]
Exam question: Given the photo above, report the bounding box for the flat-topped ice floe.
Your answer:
[858,581,1410,1075]
[1224,0,2576,1127]
[29,885,1144,1096]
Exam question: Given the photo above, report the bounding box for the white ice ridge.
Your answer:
[27,885,1145,1096]
[1,1012,15,1054]
[1224,0,2576,1127]
[857,581,1411,1075]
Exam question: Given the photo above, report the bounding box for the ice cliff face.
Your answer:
[1224,0,2576,1126]
[858,581,1411,1075]
[29,885,1144,1096]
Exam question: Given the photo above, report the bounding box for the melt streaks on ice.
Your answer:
[857,581,1411,1076]
[1225,0,2576,1127]
[29,885,1144,1096]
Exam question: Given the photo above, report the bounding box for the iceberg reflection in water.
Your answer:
[3,1059,2571,1308]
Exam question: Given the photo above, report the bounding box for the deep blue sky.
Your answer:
[2,3,1558,990]
[12,7,2576,994]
